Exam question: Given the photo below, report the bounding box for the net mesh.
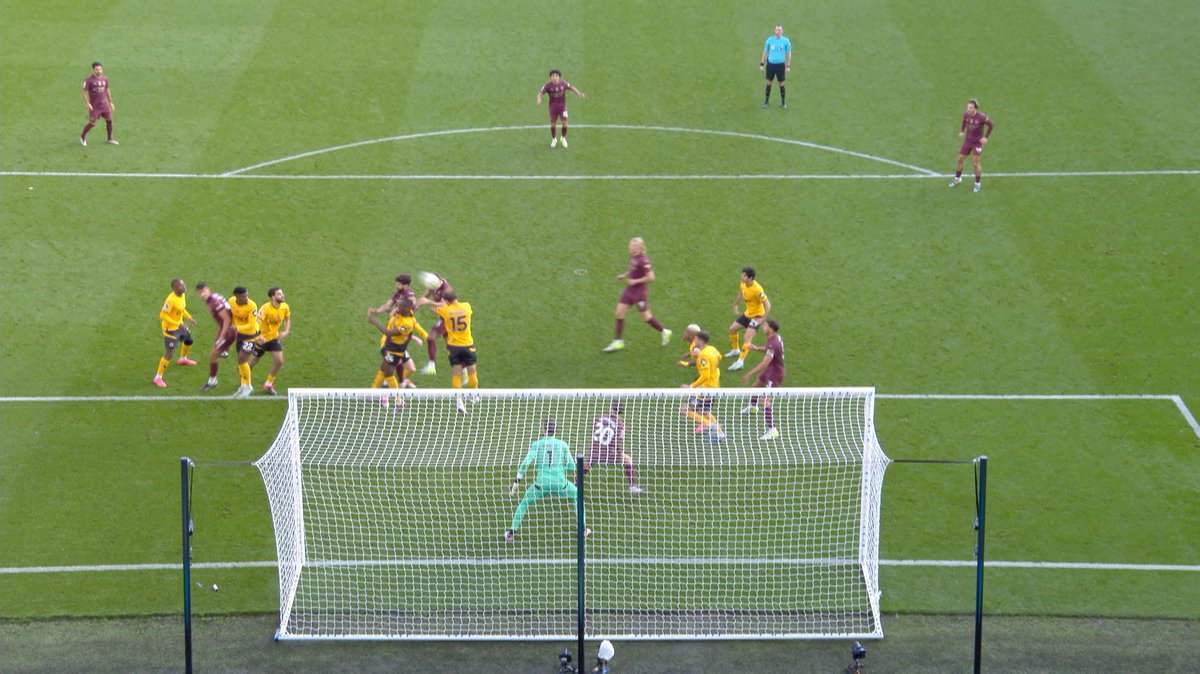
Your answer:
[256,387,889,640]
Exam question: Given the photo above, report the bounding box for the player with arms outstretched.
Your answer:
[249,287,292,395]
[153,278,198,388]
[603,237,671,352]
[537,69,585,148]
[949,99,994,193]
[196,282,236,392]
[415,273,452,375]
[367,299,426,396]
[583,400,643,495]
[506,419,590,543]
[740,318,786,440]
[726,267,771,371]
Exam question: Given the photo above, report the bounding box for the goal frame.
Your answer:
[256,387,889,641]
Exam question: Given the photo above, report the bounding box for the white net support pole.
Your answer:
[255,387,890,640]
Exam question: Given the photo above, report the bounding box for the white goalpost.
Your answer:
[255,387,890,640]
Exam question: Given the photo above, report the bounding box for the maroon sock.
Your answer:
[550,126,556,138]
[105,120,113,139]
[615,319,625,339]
[209,362,219,377]
[750,395,759,407]
[647,317,664,331]
[562,123,568,137]
[955,170,962,178]
[427,338,437,360]
[624,463,637,485]
[82,123,95,138]
[765,406,775,428]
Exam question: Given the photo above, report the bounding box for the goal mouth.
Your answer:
[256,387,889,640]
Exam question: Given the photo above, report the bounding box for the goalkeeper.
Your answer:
[505,419,591,543]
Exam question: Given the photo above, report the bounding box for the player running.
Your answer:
[740,318,786,440]
[949,99,994,193]
[506,419,591,543]
[603,237,671,352]
[583,400,643,495]
[726,267,770,371]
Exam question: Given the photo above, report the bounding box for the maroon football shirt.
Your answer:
[84,75,111,110]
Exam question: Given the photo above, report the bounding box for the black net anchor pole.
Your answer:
[575,454,587,669]
[181,457,195,674]
[973,455,988,674]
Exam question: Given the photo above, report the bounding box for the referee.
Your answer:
[760,24,792,109]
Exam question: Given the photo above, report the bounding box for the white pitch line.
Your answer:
[1171,395,1200,438]
[218,124,940,177]
[3,558,1196,575]
[3,169,1199,180]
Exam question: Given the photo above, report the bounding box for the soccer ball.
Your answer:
[417,271,440,290]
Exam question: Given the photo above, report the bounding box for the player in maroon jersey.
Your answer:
[80,62,117,146]
[740,318,785,440]
[537,69,585,148]
[603,237,671,352]
[950,99,994,193]
[368,275,418,385]
[195,282,237,392]
[414,273,453,375]
[583,400,643,494]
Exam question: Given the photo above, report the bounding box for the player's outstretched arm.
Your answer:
[569,85,585,98]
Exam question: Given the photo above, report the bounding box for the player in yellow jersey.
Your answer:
[153,278,198,388]
[679,331,725,441]
[675,323,703,367]
[421,289,477,414]
[726,266,771,372]
[229,286,262,398]
[249,287,292,396]
[367,299,427,399]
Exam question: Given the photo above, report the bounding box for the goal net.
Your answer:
[255,387,889,640]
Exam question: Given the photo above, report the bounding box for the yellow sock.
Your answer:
[239,363,251,386]
[467,372,479,389]
[180,343,192,359]
[452,375,462,389]
[267,374,277,385]
[372,372,385,388]
[156,357,169,376]
[386,375,400,389]
[730,334,740,350]
[685,410,707,425]
[740,344,751,360]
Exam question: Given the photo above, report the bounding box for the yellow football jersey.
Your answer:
[159,292,191,332]
[692,345,723,388]
[435,301,474,347]
[259,302,291,341]
[231,298,260,335]
[740,281,768,318]
[383,313,428,352]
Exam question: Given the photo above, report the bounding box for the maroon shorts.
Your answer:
[618,285,648,309]
[758,371,784,388]
[586,444,622,466]
[960,140,984,156]
[549,104,567,123]
[430,317,446,337]
[89,107,113,123]
[214,327,237,353]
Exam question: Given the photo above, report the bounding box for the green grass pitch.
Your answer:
[2,0,1198,671]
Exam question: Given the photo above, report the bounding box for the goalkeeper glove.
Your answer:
[509,476,522,496]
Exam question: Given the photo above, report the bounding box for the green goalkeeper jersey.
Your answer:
[518,437,574,487]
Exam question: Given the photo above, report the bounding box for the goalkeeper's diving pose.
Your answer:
[505,419,591,543]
